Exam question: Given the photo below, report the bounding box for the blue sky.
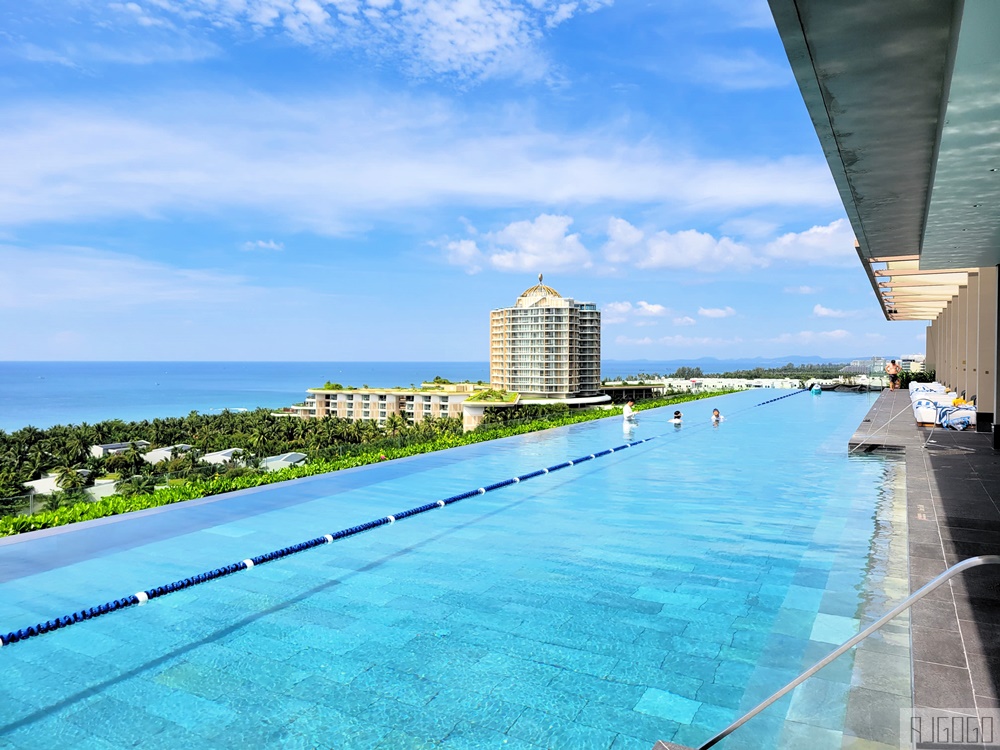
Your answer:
[0,0,926,362]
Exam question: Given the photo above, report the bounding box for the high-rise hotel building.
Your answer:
[490,275,601,398]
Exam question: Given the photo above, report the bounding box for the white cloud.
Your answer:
[486,214,591,272]
[109,1,174,29]
[813,303,855,318]
[0,244,287,310]
[785,285,818,294]
[242,239,284,251]
[0,243,335,358]
[635,300,667,317]
[0,95,839,233]
[673,316,696,326]
[602,218,762,271]
[698,306,736,318]
[603,301,633,314]
[641,229,755,270]
[104,0,613,81]
[444,239,484,274]
[602,301,632,324]
[600,299,670,325]
[719,217,779,238]
[443,214,591,273]
[604,217,646,264]
[764,218,857,267]
[769,329,852,345]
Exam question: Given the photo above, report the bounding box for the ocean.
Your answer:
[0,359,827,432]
[0,362,488,433]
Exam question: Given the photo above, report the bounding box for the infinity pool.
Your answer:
[0,391,909,749]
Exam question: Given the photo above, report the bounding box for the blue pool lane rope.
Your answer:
[1,390,807,649]
[753,388,810,407]
[1,435,661,648]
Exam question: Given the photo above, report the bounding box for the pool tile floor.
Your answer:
[0,393,918,749]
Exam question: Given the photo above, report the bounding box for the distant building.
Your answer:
[282,382,480,425]
[901,354,926,373]
[142,444,192,464]
[202,448,243,465]
[260,452,307,472]
[489,275,601,398]
[90,440,150,458]
[25,470,91,495]
[843,357,890,375]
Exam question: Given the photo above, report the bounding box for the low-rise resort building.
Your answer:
[281,381,478,426]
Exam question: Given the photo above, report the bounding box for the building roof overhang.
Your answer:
[768,0,1000,321]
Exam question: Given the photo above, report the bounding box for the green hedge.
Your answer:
[0,390,730,537]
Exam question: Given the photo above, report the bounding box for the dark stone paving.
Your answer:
[850,390,1000,725]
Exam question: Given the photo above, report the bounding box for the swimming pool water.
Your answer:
[0,391,909,749]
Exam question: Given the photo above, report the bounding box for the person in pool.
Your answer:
[711,408,723,423]
[669,410,682,425]
[623,400,637,423]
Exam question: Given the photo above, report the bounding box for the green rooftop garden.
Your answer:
[466,389,518,403]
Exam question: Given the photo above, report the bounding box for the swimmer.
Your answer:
[669,410,682,425]
[711,408,724,423]
[623,400,637,423]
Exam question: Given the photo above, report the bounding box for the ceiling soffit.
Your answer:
[858,246,972,321]
[921,0,1000,269]
[768,0,959,264]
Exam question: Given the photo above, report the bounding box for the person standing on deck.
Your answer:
[885,360,902,390]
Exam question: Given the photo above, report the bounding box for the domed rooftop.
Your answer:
[519,273,561,300]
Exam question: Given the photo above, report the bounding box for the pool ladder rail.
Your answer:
[652,555,1000,750]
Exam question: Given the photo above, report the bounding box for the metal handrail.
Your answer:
[654,555,1000,750]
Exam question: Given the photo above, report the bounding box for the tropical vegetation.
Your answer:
[603,363,850,382]
[466,389,518,403]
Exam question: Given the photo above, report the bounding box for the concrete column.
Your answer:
[967,274,980,404]
[957,284,969,397]
[934,311,942,382]
[978,267,997,426]
[952,297,962,391]
[942,301,952,390]
[934,309,943,383]
[925,321,931,368]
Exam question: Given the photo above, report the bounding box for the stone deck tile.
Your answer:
[849,390,1000,725]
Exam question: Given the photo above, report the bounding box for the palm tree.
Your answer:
[53,465,87,492]
[384,413,406,437]
[248,431,269,459]
[48,465,90,509]
[116,474,157,498]
[105,444,148,478]
[0,470,27,517]
[240,451,262,470]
